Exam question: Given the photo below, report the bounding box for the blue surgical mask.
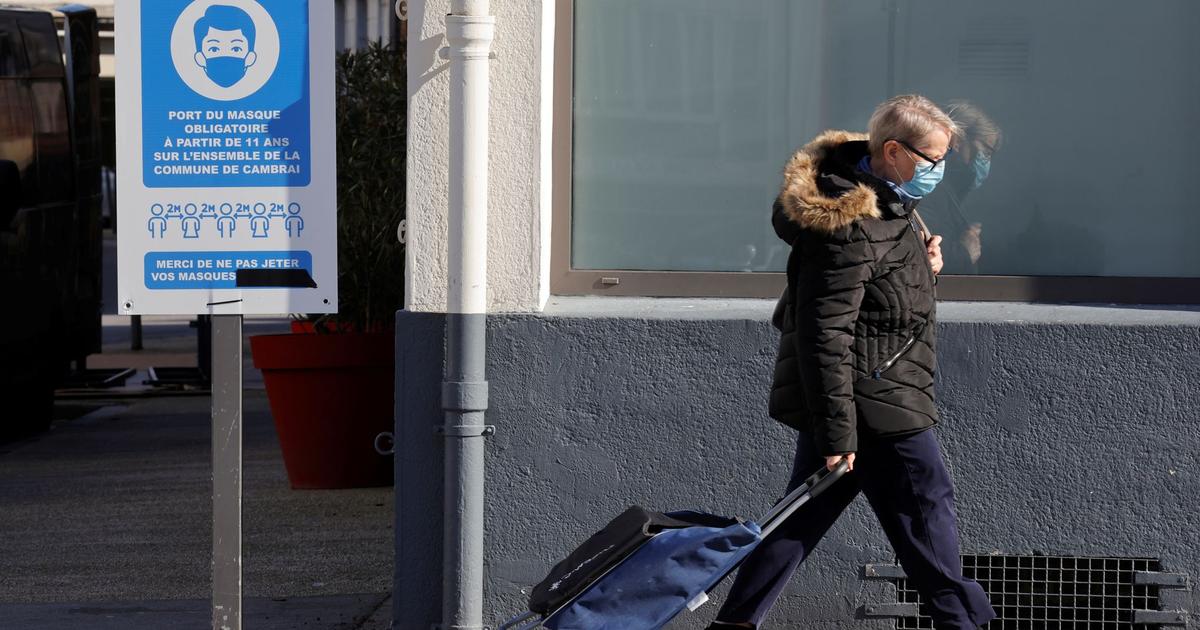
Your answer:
[204,57,249,88]
[898,150,946,198]
[971,154,991,189]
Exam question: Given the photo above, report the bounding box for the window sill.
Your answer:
[540,296,1200,326]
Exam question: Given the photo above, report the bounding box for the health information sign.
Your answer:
[116,0,336,315]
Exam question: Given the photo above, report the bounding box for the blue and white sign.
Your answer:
[116,0,336,315]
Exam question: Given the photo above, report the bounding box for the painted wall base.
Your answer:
[395,299,1200,629]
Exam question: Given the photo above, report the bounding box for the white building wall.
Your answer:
[405,0,553,313]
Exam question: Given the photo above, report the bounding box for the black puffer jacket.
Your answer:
[768,130,938,456]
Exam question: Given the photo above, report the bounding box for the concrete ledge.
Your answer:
[537,296,1200,326]
[540,296,776,321]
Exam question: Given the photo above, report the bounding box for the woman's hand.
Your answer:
[825,453,855,472]
[926,235,944,275]
[960,223,982,264]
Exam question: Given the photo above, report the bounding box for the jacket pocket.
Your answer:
[869,334,916,380]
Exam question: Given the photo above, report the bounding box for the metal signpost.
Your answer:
[115,1,336,627]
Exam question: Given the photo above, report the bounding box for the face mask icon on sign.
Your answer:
[192,4,258,88]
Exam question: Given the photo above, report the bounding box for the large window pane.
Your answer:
[18,15,63,78]
[31,80,74,203]
[570,0,1200,278]
[0,80,37,206]
[0,18,29,77]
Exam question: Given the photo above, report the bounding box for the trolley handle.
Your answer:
[757,460,850,539]
[498,610,542,630]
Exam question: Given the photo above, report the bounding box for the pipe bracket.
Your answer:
[437,425,496,438]
[1134,571,1189,588]
[1134,610,1188,626]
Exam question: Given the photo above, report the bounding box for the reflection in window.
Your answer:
[0,19,29,77]
[571,0,1200,278]
[18,15,63,78]
[0,80,36,205]
[31,80,74,203]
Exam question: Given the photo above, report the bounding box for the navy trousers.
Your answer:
[714,428,995,629]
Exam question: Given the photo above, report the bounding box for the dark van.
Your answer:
[0,5,102,437]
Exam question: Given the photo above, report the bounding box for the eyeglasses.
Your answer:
[891,138,951,167]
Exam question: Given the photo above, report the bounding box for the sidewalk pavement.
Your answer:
[0,594,391,629]
[0,390,394,629]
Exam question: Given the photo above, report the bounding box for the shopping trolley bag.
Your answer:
[528,506,709,616]
[500,461,849,630]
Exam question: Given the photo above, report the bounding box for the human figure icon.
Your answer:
[193,5,258,88]
[181,204,201,239]
[148,204,168,239]
[250,203,269,238]
[217,203,236,238]
[200,203,217,219]
[285,202,304,238]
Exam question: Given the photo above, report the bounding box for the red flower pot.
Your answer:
[288,320,361,334]
[250,331,395,489]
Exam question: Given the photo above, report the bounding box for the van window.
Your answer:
[18,15,63,78]
[30,80,73,203]
[0,80,35,206]
[0,18,29,77]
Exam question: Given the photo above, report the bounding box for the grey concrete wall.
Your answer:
[395,299,1200,629]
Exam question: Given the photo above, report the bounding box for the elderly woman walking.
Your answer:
[707,95,996,630]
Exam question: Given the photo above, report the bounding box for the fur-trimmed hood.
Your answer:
[774,130,884,238]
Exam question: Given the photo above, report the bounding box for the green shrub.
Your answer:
[318,42,406,332]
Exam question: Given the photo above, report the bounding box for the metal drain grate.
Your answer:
[895,555,1162,629]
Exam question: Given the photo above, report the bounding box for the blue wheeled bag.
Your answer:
[499,461,849,630]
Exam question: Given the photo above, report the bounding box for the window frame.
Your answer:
[550,0,1200,304]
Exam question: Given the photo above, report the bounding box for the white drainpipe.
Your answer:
[443,1,494,629]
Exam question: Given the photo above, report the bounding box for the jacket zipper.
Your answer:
[867,212,929,380]
[872,334,916,380]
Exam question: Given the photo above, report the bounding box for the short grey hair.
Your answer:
[944,99,1002,155]
[867,94,960,156]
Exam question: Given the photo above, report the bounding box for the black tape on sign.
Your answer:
[236,268,318,288]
